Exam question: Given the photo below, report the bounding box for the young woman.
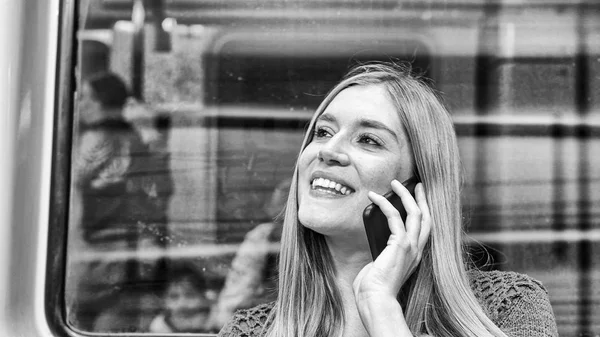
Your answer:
[218,63,558,337]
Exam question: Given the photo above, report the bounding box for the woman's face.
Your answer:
[297,84,415,238]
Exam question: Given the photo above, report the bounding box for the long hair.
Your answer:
[266,62,507,337]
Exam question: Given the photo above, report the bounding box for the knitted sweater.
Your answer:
[217,270,558,337]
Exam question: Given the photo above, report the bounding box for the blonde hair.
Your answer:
[266,63,507,337]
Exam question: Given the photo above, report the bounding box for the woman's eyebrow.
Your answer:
[316,112,336,123]
[359,118,399,142]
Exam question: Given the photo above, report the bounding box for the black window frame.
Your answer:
[46,0,79,336]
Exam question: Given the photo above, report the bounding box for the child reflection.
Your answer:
[149,264,218,333]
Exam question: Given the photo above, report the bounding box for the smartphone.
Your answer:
[362,177,419,261]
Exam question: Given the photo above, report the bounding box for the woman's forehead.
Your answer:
[318,84,401,128]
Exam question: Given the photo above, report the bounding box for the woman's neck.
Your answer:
[325,236,373,337]
[326,235,371,284]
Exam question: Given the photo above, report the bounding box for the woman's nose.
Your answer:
[317,140,350,166]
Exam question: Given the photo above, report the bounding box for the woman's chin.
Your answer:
[298,207,357,237]
[299,210,334,234]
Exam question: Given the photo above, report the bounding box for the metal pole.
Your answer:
[574,2,592,335]
[131,0,145,100]
[472,0,502,269]
[127,0,145,292]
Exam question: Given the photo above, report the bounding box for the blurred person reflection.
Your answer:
[68,71,160,330]
[74,71,151,242]
[208,179,291,330]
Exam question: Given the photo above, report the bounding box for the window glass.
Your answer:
[64,1,600,335]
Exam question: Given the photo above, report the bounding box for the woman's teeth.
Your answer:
[311,178,352,195]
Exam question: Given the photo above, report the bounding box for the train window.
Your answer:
[208,37,430,109]
[54,1,600,336]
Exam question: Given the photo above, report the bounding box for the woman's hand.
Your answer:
[353,180,431,308]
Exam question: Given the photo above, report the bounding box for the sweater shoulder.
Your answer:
[469,269,546,295]
[217,302,275,337]
[468,269,557,336]
[468,269,547,313]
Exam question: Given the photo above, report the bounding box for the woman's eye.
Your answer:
[313,127,332,139]
[358,134,382,146]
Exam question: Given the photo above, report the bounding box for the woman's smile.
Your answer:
[309,171,356,197]
[311,177,352,196]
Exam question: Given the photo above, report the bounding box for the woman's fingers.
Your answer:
[414,183,432,251]
[391,179,422,243]
[367,191,405,237]
[367,180,430,251]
